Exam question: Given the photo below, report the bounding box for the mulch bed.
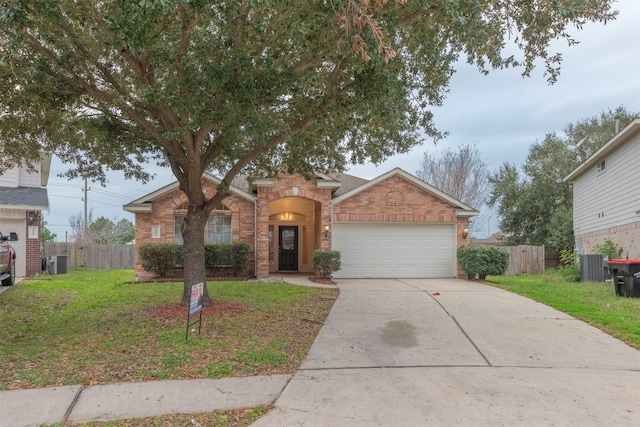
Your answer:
[308,276,336,285]
[143,301,248,321]
[124,276,252,285]
[126,275,337,286]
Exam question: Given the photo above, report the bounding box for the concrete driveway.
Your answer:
[252,278,640,426]
[0,277,22,294]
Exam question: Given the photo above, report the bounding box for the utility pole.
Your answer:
[82,177,91,243]
[83,178,88,234]
[487,216,491,238]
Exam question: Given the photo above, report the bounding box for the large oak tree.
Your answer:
[0,0,617,304]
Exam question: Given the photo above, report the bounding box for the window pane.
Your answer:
[174,215,184,244]
[206,215,231,243]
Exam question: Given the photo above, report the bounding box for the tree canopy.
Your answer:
[0,0,619,302]
[40,218,57,242]
[488,106,638,252]
[91,217,136,244]
[68,210,135,244]
[1,1,618,180]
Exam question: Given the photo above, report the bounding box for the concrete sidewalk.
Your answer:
[252,278,640,426]
[0,375,291,427]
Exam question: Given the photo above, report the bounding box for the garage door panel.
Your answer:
[333,223,455,278]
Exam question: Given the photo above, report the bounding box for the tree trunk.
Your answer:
[180,204,213,306]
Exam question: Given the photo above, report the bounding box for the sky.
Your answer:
[43,0,640,240]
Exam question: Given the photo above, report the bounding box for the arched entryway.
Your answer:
[268,197,319,273]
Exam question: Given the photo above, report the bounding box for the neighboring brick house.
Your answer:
[565,118,640,258]
[124,167,478,280]
[0,154,52,278]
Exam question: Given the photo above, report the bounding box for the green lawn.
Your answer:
[488,271,640,349]
[0,270,337,391]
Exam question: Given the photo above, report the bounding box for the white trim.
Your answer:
[316,181,342,188]
[0,204,49,211]
[122,203,152,212]
[456,210,479,217]
[253,178,273,186]
[315,172,341,188]
[28,226,39,239]
[40,152,52,187]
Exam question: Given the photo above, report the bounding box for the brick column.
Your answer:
[321,191,332,251]
[25,211,42,276]
[456,217,470,278]
[255,187,270,277]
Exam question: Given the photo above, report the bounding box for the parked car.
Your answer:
[0,232,18,286]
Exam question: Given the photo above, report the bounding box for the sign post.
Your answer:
[185,282,204,342]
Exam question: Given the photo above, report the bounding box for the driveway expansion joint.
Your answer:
[62,385,84,424]
[450,314,492,367]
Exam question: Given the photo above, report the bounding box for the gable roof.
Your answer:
[123,173,256,213]
[564,118,640,182]
[328,172,368,197]
[0,186,50,210]
[332,167,479,216]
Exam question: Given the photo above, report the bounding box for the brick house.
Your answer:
[124,167,478,280]
[0,154,52,278]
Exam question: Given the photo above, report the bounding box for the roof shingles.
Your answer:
[0,186,50,209]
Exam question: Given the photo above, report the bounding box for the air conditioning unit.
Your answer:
[580,254,606,282]
[48,255,68,275]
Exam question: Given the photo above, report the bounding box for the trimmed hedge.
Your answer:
[312,250,341,279]
[457,245,509,280]
[138,243,181,278]
[139,242,250,277]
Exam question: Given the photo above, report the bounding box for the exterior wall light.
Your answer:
[462,227,469,240]
[27,211,37,224]
[324,222,330,238]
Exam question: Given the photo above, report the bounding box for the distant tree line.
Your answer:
[68,210,135,244]
[415,106,638,254]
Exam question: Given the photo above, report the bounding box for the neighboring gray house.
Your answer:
[564,118,640,258]
[0,154,51,277]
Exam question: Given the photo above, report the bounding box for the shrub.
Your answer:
[558,249,580,282]
[138,243,181,277]
[313,250,341,279]
[141,242,250,277]
[457,245,509,280]
[203,242,250,276]
[591,238,623,260]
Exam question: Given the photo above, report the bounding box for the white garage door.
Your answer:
[332,223,456,278]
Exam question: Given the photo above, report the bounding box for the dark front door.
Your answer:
[279,226,298,271]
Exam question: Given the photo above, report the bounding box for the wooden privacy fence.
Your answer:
[43,242,135,270]
[504,245,545,275]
